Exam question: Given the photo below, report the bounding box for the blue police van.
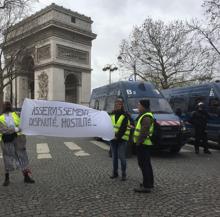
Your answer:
[90,81,187,153]
[162,81,220,146]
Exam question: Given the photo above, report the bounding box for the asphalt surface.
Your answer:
[0,136,219,217]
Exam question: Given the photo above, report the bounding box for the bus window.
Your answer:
[208,98,220,115]
[105,95,118,113]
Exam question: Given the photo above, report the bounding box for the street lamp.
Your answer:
[102,64,118,84]
[133,61,137,81]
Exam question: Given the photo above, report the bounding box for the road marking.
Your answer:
[90,140,110,151]
[180,148,191,153]
[74,150,90,156]
[36,143,52,159]
[64,142,81,151]
[37,153,52,159]
[210,149,218,152]
[64,142,90,157]
[37,143,50,154]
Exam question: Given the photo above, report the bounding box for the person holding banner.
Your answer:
[0,102,35,186]
[110,98,130,181]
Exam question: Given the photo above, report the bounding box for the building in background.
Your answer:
[3,3,96,107]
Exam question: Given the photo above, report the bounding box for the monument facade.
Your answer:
[3,3,96,107]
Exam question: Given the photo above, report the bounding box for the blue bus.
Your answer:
[162,81,220,146]
[90,81,188,153]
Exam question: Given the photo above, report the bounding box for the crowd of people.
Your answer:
[109,98,212,193]
[0,99,211,192]
[109,98,155,193]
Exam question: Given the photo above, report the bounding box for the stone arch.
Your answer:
[3,4,96,107]
[20,55,35,99]
[65,73,78,103]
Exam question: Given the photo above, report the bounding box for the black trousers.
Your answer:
[194,129,209,151]
[136,144,154,188]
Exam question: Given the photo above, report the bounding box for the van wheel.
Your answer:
[170,146,181,154]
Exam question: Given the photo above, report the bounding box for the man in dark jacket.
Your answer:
[109,98,129,181]
[191,102,211,154]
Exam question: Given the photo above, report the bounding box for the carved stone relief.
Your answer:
[37,45,51,61]
[38,71,48,99]
[57,44,89,64]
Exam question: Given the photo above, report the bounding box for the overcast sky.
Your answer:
[33,0,204,89]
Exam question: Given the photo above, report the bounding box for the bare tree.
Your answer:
[0,0,32,9]
[118,18,215,89]
[203,0,220,21]
[0,0,37,111]
[188,1,220,58]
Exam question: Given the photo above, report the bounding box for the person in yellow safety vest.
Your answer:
[133,99,154,193]
[0,101,35,186]
[110,98,130,181]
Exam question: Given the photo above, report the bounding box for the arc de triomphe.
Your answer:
[4,3,96,107]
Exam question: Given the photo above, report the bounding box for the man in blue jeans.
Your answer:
[110,98,130,181]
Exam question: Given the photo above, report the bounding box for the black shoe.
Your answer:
[121,176,126,181]
[134,186,151,193]
[204,149,211,154]
[24,175,35,184]
[2,179,10,186]
[3,173,10,186]
[140,183,154,188]
[110,174,118,179]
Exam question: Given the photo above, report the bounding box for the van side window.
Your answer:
[98,97,106,110]
[170,97,187,114]
[94,100,99,110]
[90,99,101,110]
[106,96,118,113]
[90,99,95,108]
[208,98,220,115]
[188,96,206,112]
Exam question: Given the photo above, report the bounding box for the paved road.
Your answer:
[0,137,220,217]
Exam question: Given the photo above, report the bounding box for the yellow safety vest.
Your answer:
[0,112,21,142]
[133,112,154,146]
[110,114,130,141]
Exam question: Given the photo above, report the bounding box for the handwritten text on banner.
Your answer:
[20,99,114,140]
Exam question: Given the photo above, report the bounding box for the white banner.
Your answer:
[20,99,114,140]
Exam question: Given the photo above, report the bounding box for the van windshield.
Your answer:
[128,98,173,114]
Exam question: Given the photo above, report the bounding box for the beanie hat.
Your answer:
[139,100,150,110]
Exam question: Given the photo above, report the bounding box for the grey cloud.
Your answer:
[98,0,129,15]
[37,0,204,89]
